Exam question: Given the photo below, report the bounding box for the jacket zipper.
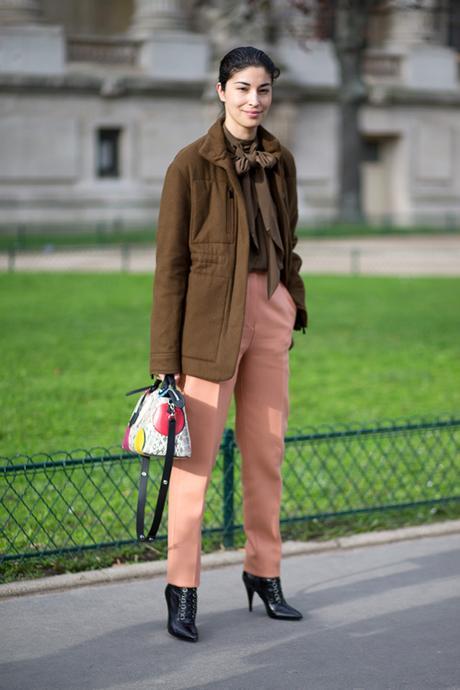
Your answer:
[227,188,235,239]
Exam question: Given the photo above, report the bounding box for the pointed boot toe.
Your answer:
[243,571,303,621]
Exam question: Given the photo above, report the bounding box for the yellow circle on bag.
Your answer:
[134,428,145,453]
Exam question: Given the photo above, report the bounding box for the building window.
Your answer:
[97,128,121,178]
[362,138,381,163]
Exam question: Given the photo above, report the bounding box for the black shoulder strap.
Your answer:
[136,412,176,541]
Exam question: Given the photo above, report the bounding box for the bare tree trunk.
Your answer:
[334,0,373,223]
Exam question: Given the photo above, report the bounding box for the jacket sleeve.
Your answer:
[149,160,191,375]
[284,151,308,331]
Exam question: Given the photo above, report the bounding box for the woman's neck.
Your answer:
[223,118,257,142]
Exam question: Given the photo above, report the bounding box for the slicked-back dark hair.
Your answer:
[218,46,280,89]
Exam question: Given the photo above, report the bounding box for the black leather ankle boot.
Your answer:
[165,584,198,642]
[242,571,303,620]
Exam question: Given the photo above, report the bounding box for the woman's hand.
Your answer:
[157,373,186,390]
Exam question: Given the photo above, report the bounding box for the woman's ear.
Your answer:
[216,82,225,104]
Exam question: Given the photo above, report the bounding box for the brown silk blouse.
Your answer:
[223,123,284,298]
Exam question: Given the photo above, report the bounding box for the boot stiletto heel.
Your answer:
[244,577,255,611]
[242,571,303,621]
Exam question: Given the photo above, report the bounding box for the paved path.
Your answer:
[1,533,459,690]
[1,235,460,276]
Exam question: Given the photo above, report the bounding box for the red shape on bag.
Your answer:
[153,401,185,436]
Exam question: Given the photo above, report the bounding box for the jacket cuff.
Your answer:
[149,352,181,375]
[294,307,308,331]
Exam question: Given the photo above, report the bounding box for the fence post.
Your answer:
[351,247,360,275]
[222,427,235,548]
[121,243,130,272]
[15,224,25,248]
[96,223,105,244]
[8,247,16,272]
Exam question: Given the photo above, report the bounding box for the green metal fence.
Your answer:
[1,416,459,562]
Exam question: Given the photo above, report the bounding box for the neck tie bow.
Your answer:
[231,139,278,176]
[223,125,284,299]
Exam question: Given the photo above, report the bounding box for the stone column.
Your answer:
[130,0,209,80]
[384,0,438,48]
[380,0,458,91]
[0,0,42,25]
[130,0,185,37]
[0,0,65,75]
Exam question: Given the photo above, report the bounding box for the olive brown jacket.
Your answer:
[150,115,308,382]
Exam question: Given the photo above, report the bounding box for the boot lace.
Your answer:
[266,577,284,605]
[178,587,197,622]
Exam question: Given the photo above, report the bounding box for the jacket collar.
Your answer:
[198,114,282,166]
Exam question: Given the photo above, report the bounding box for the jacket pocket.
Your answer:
[190,180,235,244]
[181,272,228,362]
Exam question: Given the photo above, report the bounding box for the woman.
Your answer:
[150,46,308,642]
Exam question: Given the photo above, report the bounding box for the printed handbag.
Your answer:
[122,374,191,541]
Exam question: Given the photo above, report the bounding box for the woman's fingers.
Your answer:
[156,373,184,389]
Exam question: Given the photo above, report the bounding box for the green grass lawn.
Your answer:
[1,271,459,580]
[0,272,459,458]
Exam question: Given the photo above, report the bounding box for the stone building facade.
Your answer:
[1,0,459,227]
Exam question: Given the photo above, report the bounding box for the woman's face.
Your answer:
[216,65,273,138]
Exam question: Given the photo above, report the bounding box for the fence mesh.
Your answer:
[1,417,459,561]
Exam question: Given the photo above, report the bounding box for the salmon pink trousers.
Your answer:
[167,272,297,587]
